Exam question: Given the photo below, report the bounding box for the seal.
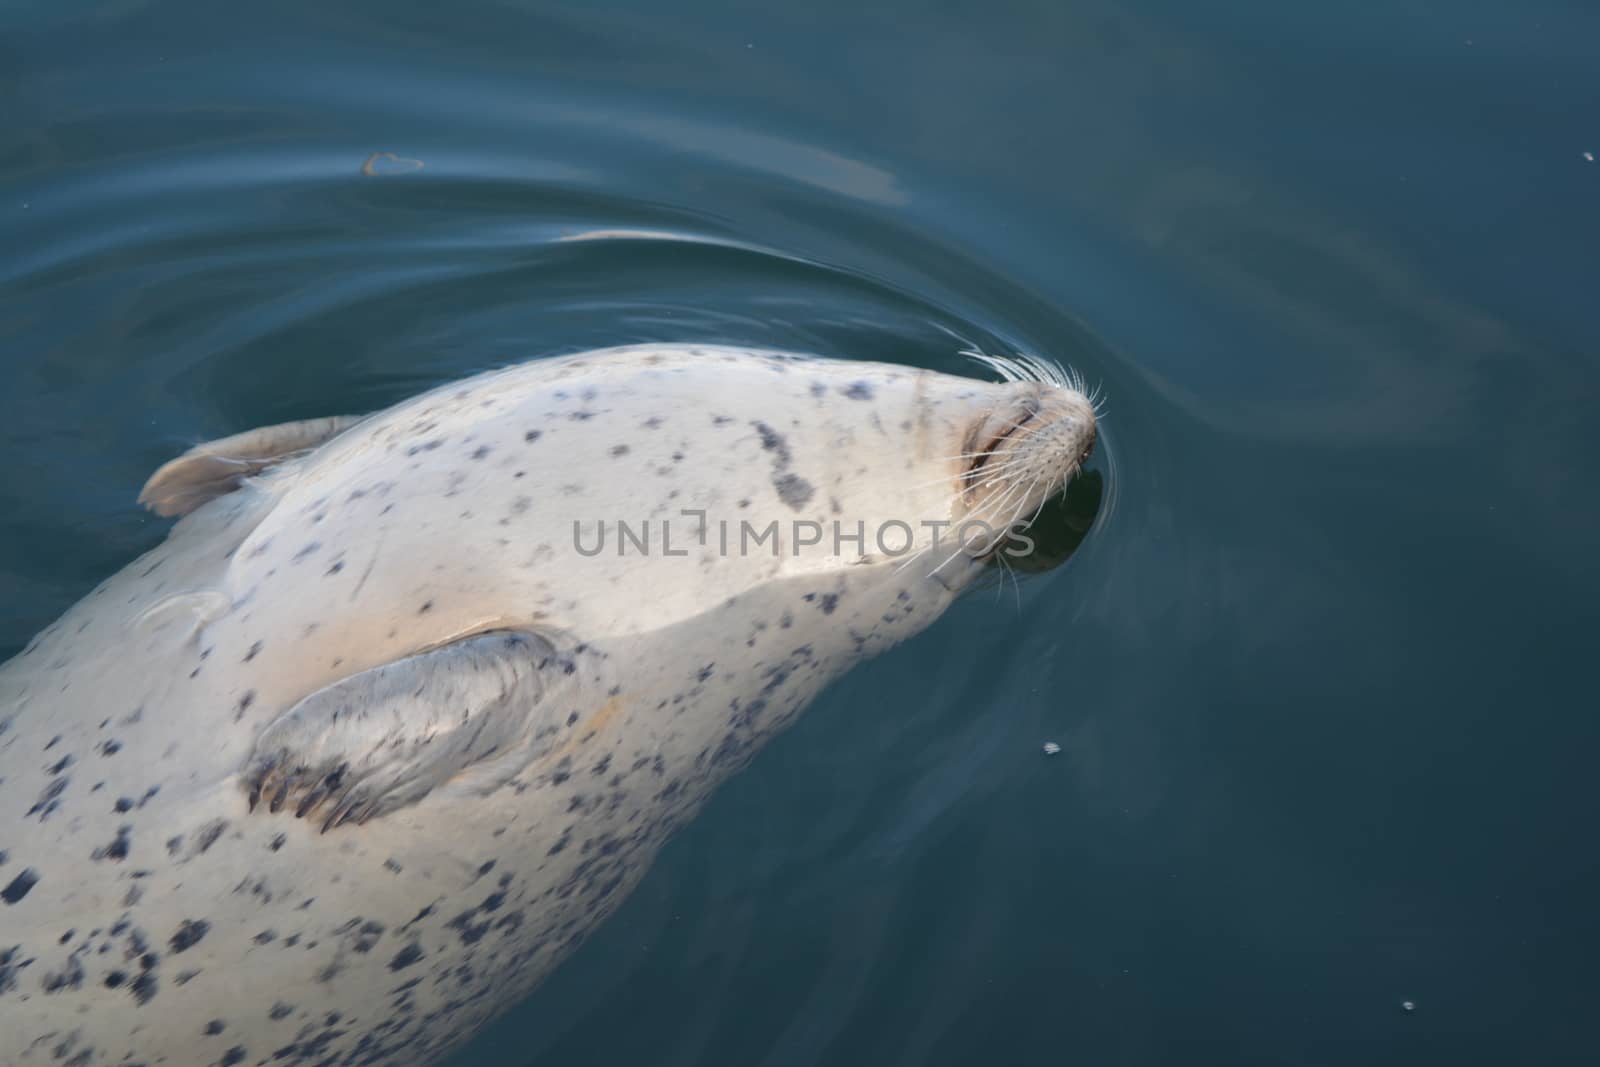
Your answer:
[0,342,1097,1066]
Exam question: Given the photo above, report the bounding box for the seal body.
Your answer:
[0,344,1096,1066]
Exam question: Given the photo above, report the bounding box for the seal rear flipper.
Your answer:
[242,629,598,832]
[139,414,367,517]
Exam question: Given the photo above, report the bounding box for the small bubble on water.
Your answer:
[1042,742,1061,755]
[1401,1000,1416,1013]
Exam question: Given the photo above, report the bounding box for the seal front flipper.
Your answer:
[243,629,597,832]
[139,414,367,517]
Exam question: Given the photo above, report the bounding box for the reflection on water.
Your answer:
[2,0,1597,1065]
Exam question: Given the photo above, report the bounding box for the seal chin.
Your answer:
[957,382,1097,553]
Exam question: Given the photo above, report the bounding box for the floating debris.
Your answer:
[361,151,425,177]
[1401,1000,1416,1013]
[1042,741,1061,755]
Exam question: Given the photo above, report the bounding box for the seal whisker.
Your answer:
[936,323,1080,396]
[940,432,1046,467]
[968,462,1040,495]
[991,473,1048,528]
[962,455,1040,482]
[979,473,1043,528]
[931,474,1041,578]
[932,446,1028,463]
[992,546,1025,614]
[891,455,1032,499]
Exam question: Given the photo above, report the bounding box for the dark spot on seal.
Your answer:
[418,601,433,614]
[747,419,813,509]
[842,381,874,400]
[325,561,344,576]
[243,641,263,662]
[204,1020,225,1035]
[0,946,20,996]
[773,473,815,510]
[114,796,134,813]
[269,1001,293,1019]
[99,739,121,756]
[524,429,542,442]
[750,420,790,464]
[170,919,210,953]
[193,820,228,854]
[104,970,127,988]
[92,825,132,862]
[219,1046,247,1066]
[41,950,85,993]
[609,444,630,457]
[292,542,321,562]
[1,868,39,904]
[387,942,424,971]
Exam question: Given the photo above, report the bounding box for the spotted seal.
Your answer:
[0,343,1098,1066]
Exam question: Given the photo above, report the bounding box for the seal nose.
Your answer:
[1047,388,1096,457]
[1056,388,1094,427]
[1065,393,1097,460]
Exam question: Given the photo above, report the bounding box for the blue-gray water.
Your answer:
[3,2,1597,1065]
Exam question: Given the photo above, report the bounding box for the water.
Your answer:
[3,1,1598,1064]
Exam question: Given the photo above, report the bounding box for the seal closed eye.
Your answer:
[964,395,1042,483]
